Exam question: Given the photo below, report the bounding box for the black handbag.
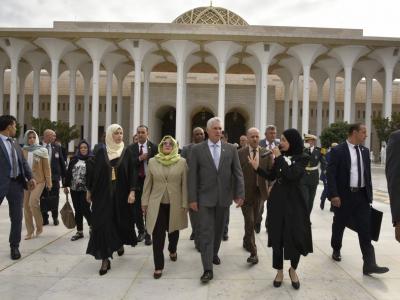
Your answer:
[347,206,383,242]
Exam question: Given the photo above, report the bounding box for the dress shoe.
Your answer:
[190,232,195,240]
[200,270,213,283]
[169,252,177,261]
[222,233,229,241]
[242,242,251,252]
[117,246,125,256]
[254,223,261,234]
[10,247,21,260]
[144,234,152,246]
[99,259,111,276]
[43,219,49,226]
[213,255,221,265]
[363,264,389,275]
[288,268,300,290]
[137,233,145,242]
[153,271,162,279]
[273,271,283,287]
[53,219,59,226]
[247,255,259,265]
[71,232,84,241]
[332,250,342,262]
[24,234,34,240]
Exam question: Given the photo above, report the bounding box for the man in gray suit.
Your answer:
[188,117,244,283]
[181,127,205,249]
[0,115,36,260]
[386,130,400,243]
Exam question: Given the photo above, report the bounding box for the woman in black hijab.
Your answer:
[249,128,312,290]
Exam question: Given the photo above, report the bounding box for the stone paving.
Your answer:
[0,169,399,300]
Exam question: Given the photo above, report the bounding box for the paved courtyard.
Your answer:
[0,166,399,300]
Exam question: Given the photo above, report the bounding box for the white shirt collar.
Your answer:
[208,139,221,147]
[139,140,148,148]
[0,134,10,141]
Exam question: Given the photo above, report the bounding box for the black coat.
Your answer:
[257,153,313,258]
[41,143,66,183]
[128,140,158,188]
[86,146,138,250]
[327,142,373,204]
[64,156,89,188]
[386,130,400,224]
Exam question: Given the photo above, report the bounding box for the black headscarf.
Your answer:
[282,128,304,156]
[74,140,93,160]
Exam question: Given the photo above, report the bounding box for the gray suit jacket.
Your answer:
[188,140,244,207]
[386,130,400,224]
[0,137,32,199]
[181,143,195,165]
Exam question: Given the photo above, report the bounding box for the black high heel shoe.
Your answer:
[169,252,177,262]
[288,268,300,290]
[99,259,111,276]
[273,271,283,287]
[117,246,124,256]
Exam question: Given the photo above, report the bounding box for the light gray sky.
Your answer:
[1,0,399,38]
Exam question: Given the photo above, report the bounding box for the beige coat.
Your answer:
[142,157,188,234]
[23,149,52,189]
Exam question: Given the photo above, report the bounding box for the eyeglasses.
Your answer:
[162,141,174,147]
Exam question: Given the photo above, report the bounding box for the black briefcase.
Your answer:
[347,207,383,242]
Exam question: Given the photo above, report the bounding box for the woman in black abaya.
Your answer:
[86,124,137,275]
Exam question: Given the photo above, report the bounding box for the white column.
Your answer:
[328,75,336,124]
[50,59,59,121]
[117,79,123,125]
[384,68,394,118]
[259,63,269,131]
[329,46,368,123]
[351,70,362,122]
[83,78,90,140]
[365,76,373,149]
[18,78,26,138]
[68,69,77,152]
[32,68,40,118]
[217,61,226,119]
[133,60,142,131]
[142,70,150,126]
[0,67,4,115]
[284,82,291,130]
[9,59,19,116]
[105,70,113,128]
[292,75,299,129]
[130,82,134,137]
[114,63,133,126]
[316,83,323,138]
[302,65,311,134]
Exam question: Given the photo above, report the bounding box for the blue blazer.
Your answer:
[0,137,33,196]
[327,141,373,203]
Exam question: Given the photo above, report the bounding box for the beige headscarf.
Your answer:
[105,124,124,161]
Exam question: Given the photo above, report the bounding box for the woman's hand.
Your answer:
[63,187,69,194]
[142,205,148,215]
[247,155,259,170]
[86,191,92,203]
[128,191,135,204]
[273,147,281,158]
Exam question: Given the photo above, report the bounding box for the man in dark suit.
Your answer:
[40,129,66,225]
[238,127,272,264]
[0,115,36,260]
[303,134,326,215]
[386,129,400,243]
[188,117,244,283]
[128,125,158,246]
[327,123,388,275]
[181,127,205,248]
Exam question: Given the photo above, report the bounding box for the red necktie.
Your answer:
[139,144,145,178]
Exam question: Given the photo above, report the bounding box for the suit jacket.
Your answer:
[238,146,271,204]
[0,137,32,197]
[259,138,280,148]
[22,149,52,189]
[386,130,400,224]
[127,140,158,188]
[303,146,327,185]
[188,140,245,207]
[327,141,373,204]
[142,157,188,234]
[41,143,66,183]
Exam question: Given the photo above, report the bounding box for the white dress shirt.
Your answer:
[346,140,365,188]
[0,134,20,177]
[139,140,149,175]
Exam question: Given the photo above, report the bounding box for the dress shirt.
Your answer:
[43,142,52,161]
[346,140,365,188]
[0,134,20,177]
[139,140,149,175]
[208,139,221,166]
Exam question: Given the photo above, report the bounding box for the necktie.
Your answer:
[212,144,220,169]
[252,148,257,159]
[7,138,18,178]
[354,145,362,187]
[139,144,145,178]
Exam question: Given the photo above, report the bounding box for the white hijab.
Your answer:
[105,124,124,161]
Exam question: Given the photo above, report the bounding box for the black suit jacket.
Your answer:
[386,130,400,224]
[327,141,373,204]
[127,140,158,188]
[0,137,32,196]
[42,143,66,183]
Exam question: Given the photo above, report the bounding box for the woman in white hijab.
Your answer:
[86,124,138,275]
[22,130,51,240]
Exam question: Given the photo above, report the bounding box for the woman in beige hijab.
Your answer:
[86,124,138,275]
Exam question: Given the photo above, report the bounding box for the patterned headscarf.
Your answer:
[155,135,181,166]
[23,130,49,159]
[74,140,93,160]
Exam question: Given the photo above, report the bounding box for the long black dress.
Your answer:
[86,146,137,260]
[257,153,313,260]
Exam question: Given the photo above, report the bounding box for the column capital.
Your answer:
[0,37,35,61]
[247,42,285,65]
[23,50,48,72]
[204,41,242,64]
[310,68,328,88]
[102,52,128,73]
[162,40,199,65]
[279,57,302,78]
[369,47,400,72]
[76,38,116,62]
[287,44,327,68]
[119,39,157,65]
[114,63,132,83]
[35,38,76,62]
[63,51,90,72]
[329,45,369,69]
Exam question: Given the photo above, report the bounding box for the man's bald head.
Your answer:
[247,127,260,148]
[43,129,56,144]
[192,127,205,144]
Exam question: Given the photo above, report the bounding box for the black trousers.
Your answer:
[152,203,179,270]
[133,177,146,235]
[41,180,60,221]
[272,247,300,270]
[70,190,92,232]
[331,189,374,265]
[304,182,318,215]
[0,179,24,248]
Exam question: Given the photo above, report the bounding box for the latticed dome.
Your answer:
[173,6,249,26]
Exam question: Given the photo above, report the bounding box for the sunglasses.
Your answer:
[162,141,174,147]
